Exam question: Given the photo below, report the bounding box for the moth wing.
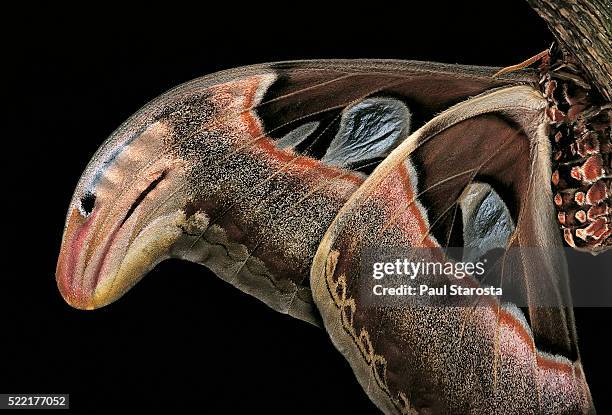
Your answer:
[310,85,593,413]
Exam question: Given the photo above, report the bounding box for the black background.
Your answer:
[8,1,611,412]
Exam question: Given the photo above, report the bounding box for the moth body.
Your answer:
[542,45,612,253]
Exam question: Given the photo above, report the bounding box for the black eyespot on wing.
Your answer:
[79,192,96,217]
